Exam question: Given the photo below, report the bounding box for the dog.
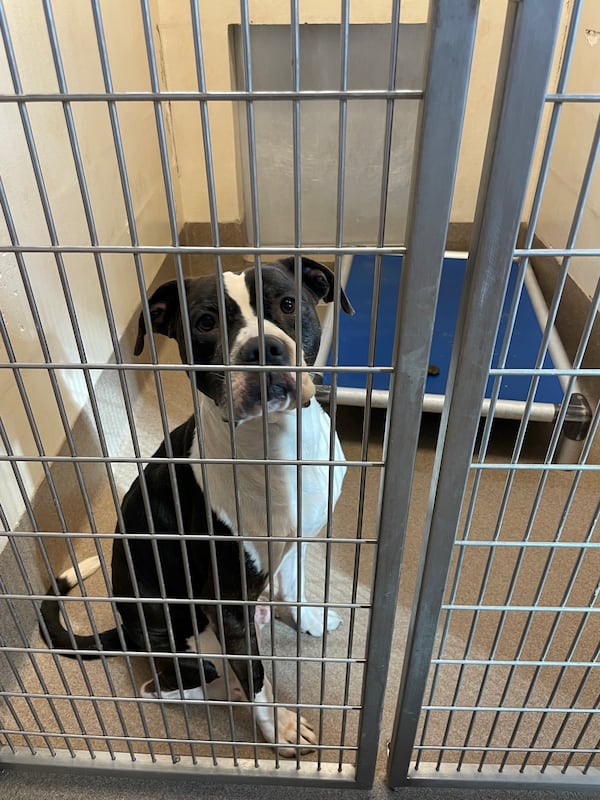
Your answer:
[40,257,353,756]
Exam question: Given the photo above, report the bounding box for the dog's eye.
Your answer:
[196,313,217,332]
[280,297,295,315]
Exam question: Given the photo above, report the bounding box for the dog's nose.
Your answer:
[237,335,289,366]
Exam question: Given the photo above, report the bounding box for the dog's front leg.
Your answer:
[275,544,342,637]
[208,604,316,757]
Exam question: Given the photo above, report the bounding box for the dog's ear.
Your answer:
[134,280,184,356]
[278,257,355,315]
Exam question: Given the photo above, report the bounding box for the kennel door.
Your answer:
[386,0,599,791]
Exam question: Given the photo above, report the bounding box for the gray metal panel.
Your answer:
[351,0,480,786]
[231,23,427,246]
[387,0,564,788]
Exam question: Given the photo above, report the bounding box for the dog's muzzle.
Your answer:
[226,334,315,422]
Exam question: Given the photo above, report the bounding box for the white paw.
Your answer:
[140,679,206,701]
[258,706,317,758]
[294,606,342,637]
[140,676,245,702]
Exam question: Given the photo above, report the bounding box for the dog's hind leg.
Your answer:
[208,605,317,757]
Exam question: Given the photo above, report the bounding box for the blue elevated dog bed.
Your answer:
[315,253,590,457]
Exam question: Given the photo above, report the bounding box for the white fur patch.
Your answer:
[221,271,297,364]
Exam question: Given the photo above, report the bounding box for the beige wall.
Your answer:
[0,0,173,528]
[155,0,510,225]
[536,0,600,302]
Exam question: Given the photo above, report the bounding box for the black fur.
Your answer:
[41,417,267,698]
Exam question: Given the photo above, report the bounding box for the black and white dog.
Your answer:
[41,257,353,755]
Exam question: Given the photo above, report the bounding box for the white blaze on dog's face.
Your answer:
[221,271,315,422]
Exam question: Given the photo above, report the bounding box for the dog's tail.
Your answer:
[40,556,124,658]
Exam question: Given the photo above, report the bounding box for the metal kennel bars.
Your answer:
[387,0,600,790]
[0,0,598,794]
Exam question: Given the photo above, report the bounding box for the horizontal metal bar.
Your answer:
[3,530,376,545]
[471,463,600,471]
[0,243,409,256]
[406,763,600,792]
[0,691,361,713]
[17,594,596,616]
[454,540,600,549]
[514,247,600,257]
[488,368,600,377]
[0,728,358,752]
[0,455,380,468]
[1,594,368,610]
[413,745,599,754]
[3,362,592,378]
[0,88,423,103]
[431,658,598,667]
[4,244,600,257]
[0,645,365,664]
[546,93,600,103]
[0,749,360,789]
[422,705,597,714]
[0,362,394,375]
[442,604,599,614]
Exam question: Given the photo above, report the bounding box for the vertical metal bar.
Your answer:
[290,0,305,769]
[88,0,180,762]
[352,0,479,787]
[228,0,266,759]
[138,0,207,762]
[334,1,356,770]
[429,0,585,735]
[188,0,237,762]
[387,0,563,788]
[352,0,406,756]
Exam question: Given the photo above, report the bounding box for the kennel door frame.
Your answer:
[386,0,600,791]
[354,0,479,785]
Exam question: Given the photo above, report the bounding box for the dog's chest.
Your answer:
[190,398,346,574]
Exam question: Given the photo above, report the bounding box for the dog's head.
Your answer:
[134,257,354,423]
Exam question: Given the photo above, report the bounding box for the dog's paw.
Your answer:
[140,678,207,701]
[258,706,317,758]
[294,606,342,637]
